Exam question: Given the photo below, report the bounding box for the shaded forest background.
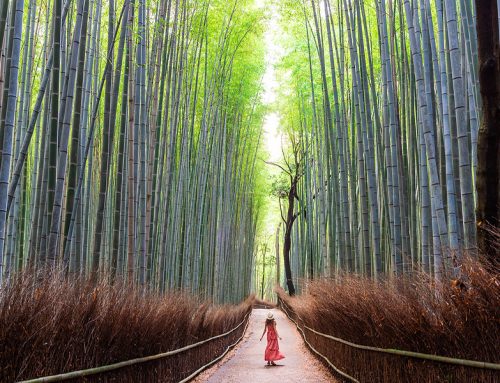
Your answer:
[0,0,498,298]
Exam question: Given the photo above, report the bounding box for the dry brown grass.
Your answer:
[252,297,277,309]
[278,257,500,382]
[0,270,252,382]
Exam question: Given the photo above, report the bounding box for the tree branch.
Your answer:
[265,160,291,176]
[291,210,302,224]
[279,198,286,223]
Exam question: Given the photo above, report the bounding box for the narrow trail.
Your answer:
[194,308,337,383]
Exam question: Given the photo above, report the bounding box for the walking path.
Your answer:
[194,308,337,383]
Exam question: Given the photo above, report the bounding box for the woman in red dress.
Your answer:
[259,312,285,365]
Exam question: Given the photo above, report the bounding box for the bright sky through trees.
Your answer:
[253,0,286,299]
[260,1,284,164]
[256,0,285,242]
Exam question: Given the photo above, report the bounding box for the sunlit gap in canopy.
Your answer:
[258,0,284,164]
[254,0,287,301]
[257,0,286,239]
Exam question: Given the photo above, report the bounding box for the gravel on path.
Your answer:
[193,308,337,383]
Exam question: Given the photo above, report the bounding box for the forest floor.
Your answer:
[193,308,336,383]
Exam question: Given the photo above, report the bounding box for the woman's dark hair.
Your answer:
[266,318,275,326]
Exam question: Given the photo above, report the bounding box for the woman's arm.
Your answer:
[259,325,267,341]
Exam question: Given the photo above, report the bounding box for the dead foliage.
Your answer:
[278,257,500,383]
[0,270,252,382]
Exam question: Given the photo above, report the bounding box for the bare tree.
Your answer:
[268,136,305,296]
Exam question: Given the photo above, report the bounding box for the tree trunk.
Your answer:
[475,0,500,259]
[0,0,24,281]
[283,178,298,296]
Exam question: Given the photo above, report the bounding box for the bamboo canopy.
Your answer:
[0,0,495,299]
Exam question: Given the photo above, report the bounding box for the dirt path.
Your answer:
[193,308,337,383]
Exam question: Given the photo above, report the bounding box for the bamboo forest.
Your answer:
[0,0,499,382]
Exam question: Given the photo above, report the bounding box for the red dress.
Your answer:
[265,323,285,362]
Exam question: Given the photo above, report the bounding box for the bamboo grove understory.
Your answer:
[277,0,487,292]
[0,0,266,303]
[0,0,497,301]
